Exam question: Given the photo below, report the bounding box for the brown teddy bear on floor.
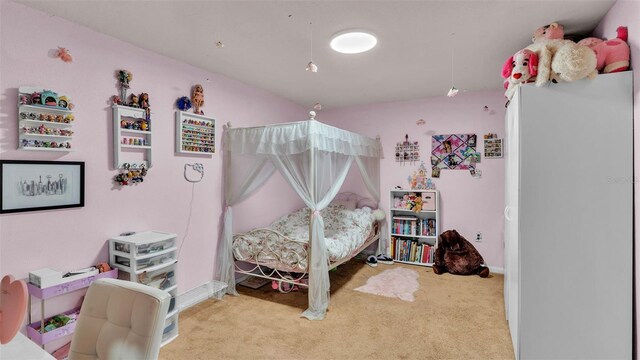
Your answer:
[433,229,489,277]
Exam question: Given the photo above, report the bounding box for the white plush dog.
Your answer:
[501,49,538,99]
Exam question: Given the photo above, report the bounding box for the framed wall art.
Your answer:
[0,160,85,213]
[484,138,503,158]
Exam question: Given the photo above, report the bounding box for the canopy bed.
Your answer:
[217,112,384,320]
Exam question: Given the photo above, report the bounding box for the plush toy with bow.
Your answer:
[502,49,538,99]
[578,26,630,74]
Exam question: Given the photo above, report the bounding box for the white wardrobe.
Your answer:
[504,72,633,359]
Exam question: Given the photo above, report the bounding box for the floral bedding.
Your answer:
[232,204,376,272]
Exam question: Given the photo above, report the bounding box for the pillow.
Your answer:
[331,199,357,210]
[357,198,377,209]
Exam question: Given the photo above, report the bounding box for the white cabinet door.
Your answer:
[518,72,632,359]
[504,90,520,358]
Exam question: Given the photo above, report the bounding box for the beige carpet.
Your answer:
[160,261,514,360]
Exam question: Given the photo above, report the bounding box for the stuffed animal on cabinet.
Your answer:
[394,197,402,209]
[502,49,538,99]
[525,22,596,86]
[433,229,489,277]
[578,26,630,74]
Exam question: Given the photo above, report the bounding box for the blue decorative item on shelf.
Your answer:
[176,96,192,111]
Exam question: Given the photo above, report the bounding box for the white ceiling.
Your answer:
[20,0,615,109]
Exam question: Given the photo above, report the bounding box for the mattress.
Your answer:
[232,204,376,272]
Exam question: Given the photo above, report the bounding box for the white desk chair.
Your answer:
[69,278,170,360]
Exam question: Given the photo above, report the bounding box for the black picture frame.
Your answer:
[0,160,85,214]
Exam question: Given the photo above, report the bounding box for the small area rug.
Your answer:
[354,267,419,301]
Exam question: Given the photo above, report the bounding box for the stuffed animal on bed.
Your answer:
[433,229,489,277]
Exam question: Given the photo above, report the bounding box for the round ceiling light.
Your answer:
[330,31,377,54]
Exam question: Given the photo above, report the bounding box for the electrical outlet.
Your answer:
[475,232,482,242]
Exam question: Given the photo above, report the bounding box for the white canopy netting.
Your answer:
[217,117,384,320]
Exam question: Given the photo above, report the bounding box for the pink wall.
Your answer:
[594,0,639,353]
[0,2,305,294]
[324,91,506,269]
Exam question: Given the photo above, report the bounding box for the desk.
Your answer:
[0,332,54,359]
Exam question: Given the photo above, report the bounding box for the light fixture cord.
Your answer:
[310,21,313,61]
[450,32,455,86]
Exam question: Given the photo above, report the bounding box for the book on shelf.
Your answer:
[391,237,436,264]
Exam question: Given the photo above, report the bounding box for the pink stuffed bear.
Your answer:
[502,49,538,99]
[578,26,630,74]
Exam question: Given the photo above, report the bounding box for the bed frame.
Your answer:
[234,193,380,290]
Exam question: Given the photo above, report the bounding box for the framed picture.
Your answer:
[1,160,84,213]
[484,138,503,158]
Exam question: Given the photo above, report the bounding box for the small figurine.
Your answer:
[41,90,59,106]
[138,93,149,109]
[191,84,204,115]
[19,95,28,105]
[111,95,122,105]
[129,94,140,108]
[31,92,41,105]
[55,47,73,63]
[58,96,69,109]
[176,96,192,111]
[117,70,132,100]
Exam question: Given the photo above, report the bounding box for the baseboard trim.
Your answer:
[177,280,227,312]
[489,266,505,274]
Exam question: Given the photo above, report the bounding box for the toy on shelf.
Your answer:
[501,49,538,99]
[176,96,192,111]
[191,84,205,115]
[578,26,630,74]
[413,196,423,213]
[129,94,140,108]
[116,70,132,100]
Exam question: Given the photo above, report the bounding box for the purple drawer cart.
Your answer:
[26,268,118,347]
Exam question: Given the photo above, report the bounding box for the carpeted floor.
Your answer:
[160,261,514,360]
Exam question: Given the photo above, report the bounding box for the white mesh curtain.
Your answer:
[355,152,388,255]
[219,120,382,319]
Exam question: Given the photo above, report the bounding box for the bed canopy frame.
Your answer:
[217,112,384,320]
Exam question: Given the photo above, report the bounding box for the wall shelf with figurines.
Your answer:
[18,86,75,151]
[175,111,215,155]
[395,134,419,165]
[113,105,152,169]
[110,69,154,187]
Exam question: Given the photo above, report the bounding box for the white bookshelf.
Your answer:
[389,189,440,267]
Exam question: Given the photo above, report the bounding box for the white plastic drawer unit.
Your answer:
[118,262,177,291]
[114,250,176,271]
[161,313,179,346]
[110,231,176,257]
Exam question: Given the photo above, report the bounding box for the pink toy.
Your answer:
[502,49,538,99]
[532,22,564,42]
[0,275,28,344]
[578,26,630,74]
